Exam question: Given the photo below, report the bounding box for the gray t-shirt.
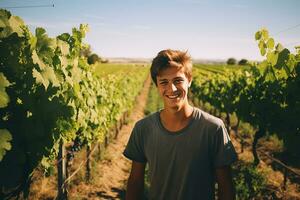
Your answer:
[123,107,237,200]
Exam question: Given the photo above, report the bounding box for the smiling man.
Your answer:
[123,49,237,200]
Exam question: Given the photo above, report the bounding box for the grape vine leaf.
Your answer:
[0,129,12,161]
[32,50,47,70]
[32,66,60,89]
[266,38,275,49]
[266,52,278,66]
[0,9,24,38]
[0,73,11,108]
[0,89,10,108]
[274,48,290,71]
[57,39,69,56]
[255,31,262,40]
[8,15,24,37]
[261,29,269,40]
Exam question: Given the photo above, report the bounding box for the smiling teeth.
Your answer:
[167,95,179,99]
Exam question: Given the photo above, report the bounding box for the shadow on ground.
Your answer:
[93,187,149,200]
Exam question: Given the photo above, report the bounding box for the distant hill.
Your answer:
[106,57,227,64]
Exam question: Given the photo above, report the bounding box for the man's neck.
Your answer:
[160,104,194,132]
[162,104,193,120]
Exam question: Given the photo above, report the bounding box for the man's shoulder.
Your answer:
[194,107,224,128]
[135,111,158,129]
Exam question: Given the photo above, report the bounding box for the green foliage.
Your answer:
[0,9,148,198]
[238,59,248,65]
[0,73,10,108]
[87,53,101,65]
[80,44,92,58]
[192,28,300,163]
[0,129,12,161]
[233,162,267,199]
[227,57,237,65]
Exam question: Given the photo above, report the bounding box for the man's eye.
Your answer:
[160,82,168,85]
[174,80,183,84]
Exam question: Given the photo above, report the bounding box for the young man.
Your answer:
[123,49,237,200]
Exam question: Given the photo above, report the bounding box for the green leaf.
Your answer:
[8,15,24,37]
[0,72,10,88]
[0,11,12,38]
[255,31,262,40]
[35,27,56,61]
[258,41,266,56]
[57,33,71,42]
[286,54,296,73]
[57,39,69,56]
[0,10,25,38]
[32,50,47,70]
[266,52,278,66]
[29,36,37,51]
[32,68,47,88]
[59,56,69,68]
[71,65,82,83]
[266,38,275,49]
[274,48,290,70]
[276,43,284,52]
[0,89,10,108]
[43,67,60,87]
[260,48,266,56]
[261,29,269,40]
[0,9,11,20]
[32,66,60,89]
[41,156,51,169]
[0,129,13,161]
[0,73,10,108]
[79,24,89,37]
[36,27,46,38]
[263,65,276,82]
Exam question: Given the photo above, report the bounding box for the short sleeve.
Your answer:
[212,121,237,168]
[123,122,147,163]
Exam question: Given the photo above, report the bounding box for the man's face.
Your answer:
[156,66,191,111]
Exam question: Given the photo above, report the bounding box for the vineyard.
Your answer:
[1,9,300,200]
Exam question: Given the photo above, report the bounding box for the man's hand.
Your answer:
[125,161,146,200]
[215,165,235,200]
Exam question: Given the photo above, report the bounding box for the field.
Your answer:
[24,62,300,199]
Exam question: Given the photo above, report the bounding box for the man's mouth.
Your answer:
[166,94,180,99]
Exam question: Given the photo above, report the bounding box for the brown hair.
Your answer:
[150,49,192,85]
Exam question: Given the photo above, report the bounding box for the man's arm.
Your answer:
[125,161,146,200]
[215,165,235,200]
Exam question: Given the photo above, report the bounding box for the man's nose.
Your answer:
[170,83,177,91]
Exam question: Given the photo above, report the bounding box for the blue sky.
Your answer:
[1,0,300,60]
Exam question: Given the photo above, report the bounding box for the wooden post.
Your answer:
[241,138,245,153]
[114,122,119,139]
[97,143,101,161]
[86,145,91,183]
[105,135,108,147]
[57,139,68,200]
[283,167,288,190]
[225,112,231,135]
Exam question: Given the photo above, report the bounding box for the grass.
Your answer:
[94,63,149,77]
[193,63,250,74]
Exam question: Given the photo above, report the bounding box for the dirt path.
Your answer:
[69,76,151,200]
